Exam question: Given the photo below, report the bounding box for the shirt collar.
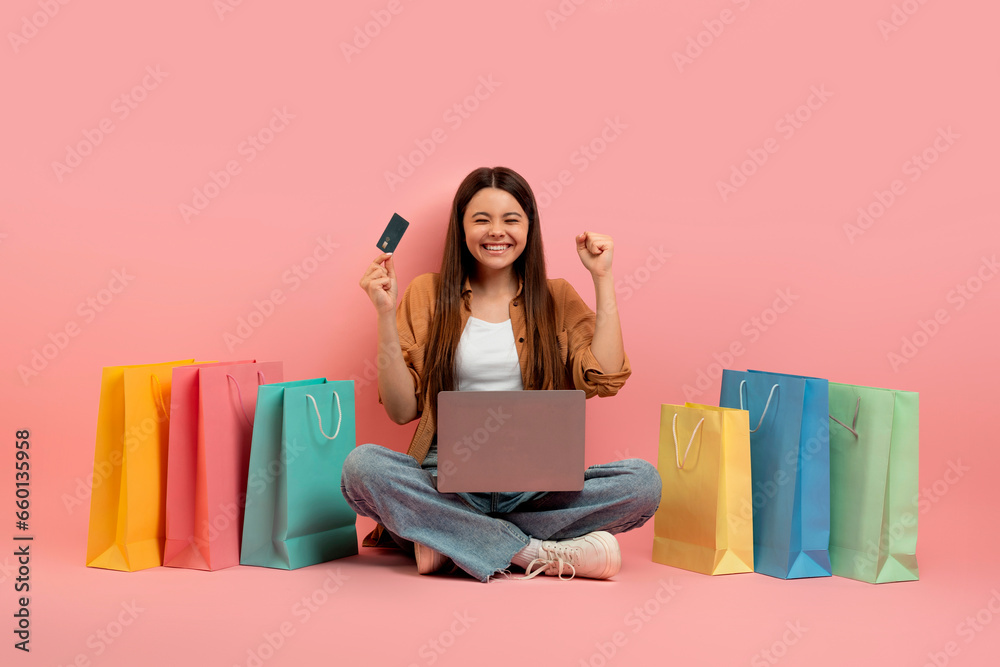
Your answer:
[461,273,525,300]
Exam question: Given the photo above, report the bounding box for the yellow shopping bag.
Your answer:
[652,403,754,575]
[86,359,196,571]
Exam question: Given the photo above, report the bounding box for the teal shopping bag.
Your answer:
[241,378,358,569]
[828,382,919,583]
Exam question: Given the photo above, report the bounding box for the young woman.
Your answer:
[342,166,661,582]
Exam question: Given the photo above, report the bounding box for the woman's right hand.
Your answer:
[360,252,397,316]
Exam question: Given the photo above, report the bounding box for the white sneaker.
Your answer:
[521,531,621,580]
[414,542,452,575]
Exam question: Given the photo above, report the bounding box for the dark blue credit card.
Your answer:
[376,213,410,253]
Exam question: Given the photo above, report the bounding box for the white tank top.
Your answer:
[454,316,524,391]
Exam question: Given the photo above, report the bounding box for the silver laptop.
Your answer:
[435,390,586,493]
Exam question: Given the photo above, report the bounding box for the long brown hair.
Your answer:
[422,166,566,424]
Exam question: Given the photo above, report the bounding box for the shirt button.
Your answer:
[518,337,524,343]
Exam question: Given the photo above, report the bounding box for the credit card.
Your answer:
[376,213,410,253]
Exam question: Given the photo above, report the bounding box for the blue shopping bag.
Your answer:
[241,378,358,569]
[720,369,831,579]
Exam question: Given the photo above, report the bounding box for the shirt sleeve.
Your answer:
[376,276,429,419]
[558,279,632,398]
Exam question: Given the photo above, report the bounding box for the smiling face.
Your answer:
[462,187,529,275]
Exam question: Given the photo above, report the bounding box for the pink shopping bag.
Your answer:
[164,360,282,570]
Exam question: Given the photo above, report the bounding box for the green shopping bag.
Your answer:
[828,382,919,583]
[240,378,358,569]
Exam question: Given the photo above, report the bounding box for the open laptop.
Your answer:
[435,390,586,493]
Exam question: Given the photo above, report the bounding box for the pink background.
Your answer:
[2,0,998,665]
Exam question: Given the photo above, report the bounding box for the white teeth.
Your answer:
[484,244,509,251]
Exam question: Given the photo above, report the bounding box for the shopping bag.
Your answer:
[828,382,919,583]
[164,360,283,570]
[86,358,196,571]
[652,403,754,575]
[241,378,358,569]
[720,369,832,579]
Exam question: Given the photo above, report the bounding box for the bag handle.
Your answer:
[226,374,252,427]
[671,413,704,469]
[306,392,342,441]
[225,371,268,428]
[739,380,779,434]
[829,396,861,438]
[150,374,168,418]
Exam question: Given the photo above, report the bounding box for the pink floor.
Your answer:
[27,506,999,667]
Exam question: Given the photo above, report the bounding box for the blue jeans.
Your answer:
[340,444,662,582]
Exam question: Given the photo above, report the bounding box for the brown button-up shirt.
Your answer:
[365,271,631,547]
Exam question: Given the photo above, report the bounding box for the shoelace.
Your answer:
[520,544,580,580]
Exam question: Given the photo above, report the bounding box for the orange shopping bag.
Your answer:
[86,359,197,571]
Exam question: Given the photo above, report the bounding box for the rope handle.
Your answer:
[226,374,254,427]
[150,374,168,418]
[829,396,861,438]
[225,370,268,428]
[306,392,342,441]
[739,380,779,434]
[671,413,705,469]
